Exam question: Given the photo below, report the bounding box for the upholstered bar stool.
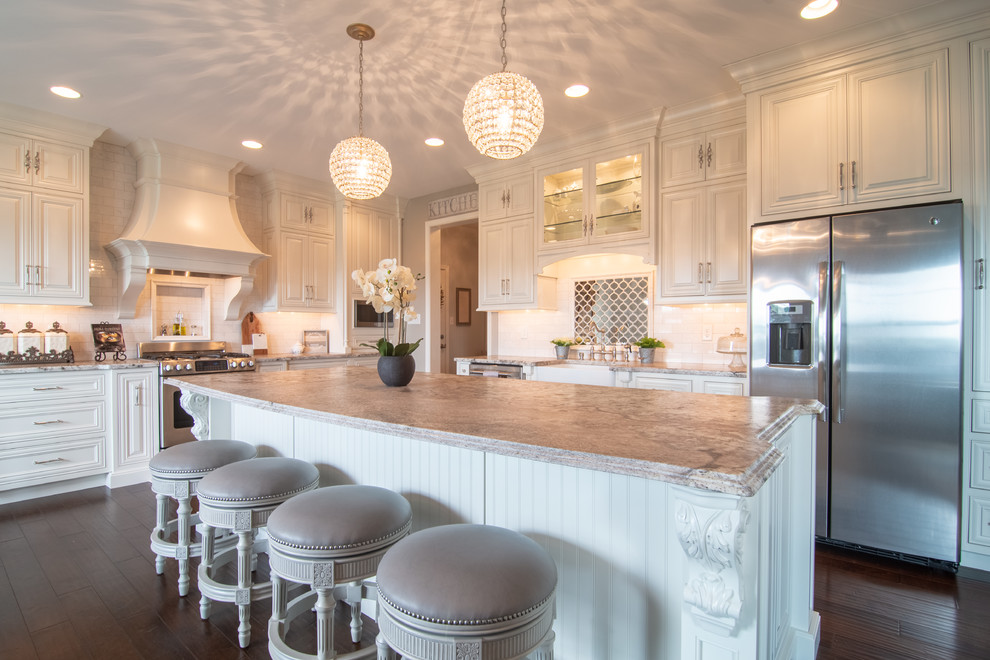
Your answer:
[266,485,413,660]
[197,456,321,648]
[149,439,257,596]
[375,524,557,660]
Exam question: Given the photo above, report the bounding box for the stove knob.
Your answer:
[229,360,237,369]
[247,360,254,367]
[182,363,190,371]
[239,360,247,368]
[163,364,172,372]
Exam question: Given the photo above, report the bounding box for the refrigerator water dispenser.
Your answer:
[768,301,812,366]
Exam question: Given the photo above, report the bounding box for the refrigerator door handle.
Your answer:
[831,260,844,423]
[818,261,830,423]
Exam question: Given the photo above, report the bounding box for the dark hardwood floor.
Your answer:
[2,484,990,659]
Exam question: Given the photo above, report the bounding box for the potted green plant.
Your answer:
[634,336,665,363]
[551,337,574,360]
[353,258,424,386]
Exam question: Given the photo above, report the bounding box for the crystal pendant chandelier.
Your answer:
[463,0,544,160]
[330,24,392,200]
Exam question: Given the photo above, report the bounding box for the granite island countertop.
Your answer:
[168,367,819,496]
[455,354,746,378]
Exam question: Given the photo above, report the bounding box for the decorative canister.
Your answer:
[0,322,14,356]
[45,321,70,354]
[17,321,44,355]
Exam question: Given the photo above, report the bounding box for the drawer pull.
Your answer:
[34,457,67,465]
[33,419,66,425]
[32,386,64,391]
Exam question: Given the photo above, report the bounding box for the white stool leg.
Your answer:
[236,530,253,648]
[345,581,363,643]
[153,492,168,574]
[315,586,336,660]
[175,493,192,597]
[270,573,288,638]
[530,630,555,660]
[199,524,216,620]
[376,632,396,660]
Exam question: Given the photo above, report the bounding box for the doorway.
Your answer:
[425,215,486,373]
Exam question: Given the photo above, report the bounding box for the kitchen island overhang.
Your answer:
[168,367,823,660]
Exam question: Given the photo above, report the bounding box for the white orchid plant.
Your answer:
[352,258,425,357]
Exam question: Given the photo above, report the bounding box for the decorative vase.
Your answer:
[639,347,656,363]
[377,354,416,387]
[554,344,570,359]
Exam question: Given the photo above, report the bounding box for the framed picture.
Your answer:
[92,322,125,351]
[456,288,472,326]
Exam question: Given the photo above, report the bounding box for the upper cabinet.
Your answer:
[258,171,337,313]
[660,125,746,187]
[346,201,398,297]
[537,142,652,256]
[0,106,104,306]
[758,46,949,215]
[480,174,533,222]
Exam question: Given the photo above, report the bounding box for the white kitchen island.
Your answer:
[169,367,822,660]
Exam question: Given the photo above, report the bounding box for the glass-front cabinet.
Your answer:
[538,144,651,254]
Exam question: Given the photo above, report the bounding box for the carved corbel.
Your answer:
[178,389,211,440]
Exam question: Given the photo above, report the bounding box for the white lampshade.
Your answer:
[463,71,544,160]
[329,135,392,200]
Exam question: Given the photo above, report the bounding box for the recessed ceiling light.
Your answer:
[801,0,838,19]
[50,86,81,99]
[565,84,590,98]
[241,140,263,149]
[425,137,445,147]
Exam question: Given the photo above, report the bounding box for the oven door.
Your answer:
[161,381,196,448]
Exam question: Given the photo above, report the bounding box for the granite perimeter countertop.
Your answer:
[0,358,159,374]
[168,368,819,496]
[455,355,745,378]
[254,351,378,363]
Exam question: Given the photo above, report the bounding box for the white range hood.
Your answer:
[106,138,267,320]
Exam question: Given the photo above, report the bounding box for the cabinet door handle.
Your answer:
[706,143,713,167]
[35,265,41,287]
[24,152,31,172]
[706,262,712,283]
[25,265,33,285]
[977,258,985,290]
[32,386,63,391]
[34,152,40,175]
[697,262,703,284]
[500,191,506,207]
[851,161,857,189]
[582,215,588,236]
[505,278,510,294]
[33,419,66,425]
[697,144,704,169]
[839,162,845,191]
[134,385,143,406]
[34,457,66,465]
[505,190,511,207]
[590,214,595,235]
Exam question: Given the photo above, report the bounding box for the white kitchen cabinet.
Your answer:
[617,371,748,395]
[0,110,99,307]
[109,366,159,487]
[346,202,398,296]
[532,364,615,387]
[0,131,86,194]
[660,180,747,300]
[759,47,949,215]
[0,371,109,492]
[478,217,556,310]
[480,174,533,221]
[259,171,337,313]
[264,230,335,311]
[257,360,288,372]
[661,125,746,188]
[538,143,651,255]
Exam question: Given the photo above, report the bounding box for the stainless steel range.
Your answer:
[139,341,256,448]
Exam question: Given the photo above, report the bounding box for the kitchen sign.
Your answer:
[428,191,478,219]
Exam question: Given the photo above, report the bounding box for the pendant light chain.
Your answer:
[358,38,365,136]
[500,0,508,72]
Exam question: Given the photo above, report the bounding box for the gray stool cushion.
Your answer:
[149,440,256,479]
[376,524,557,626]
[197,457,320,508]
[267,485,412,556]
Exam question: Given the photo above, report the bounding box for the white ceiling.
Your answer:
[0,0,961,200]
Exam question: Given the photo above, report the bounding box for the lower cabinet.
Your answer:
[616,370,748,395]
[257,356,379,372]
[531,364,616,387]
[0,366,160,499]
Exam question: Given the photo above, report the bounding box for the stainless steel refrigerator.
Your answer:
[750,202,962,564]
